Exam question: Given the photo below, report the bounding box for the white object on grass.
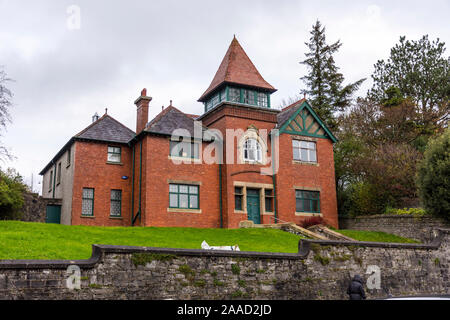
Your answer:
[201,241,240,251]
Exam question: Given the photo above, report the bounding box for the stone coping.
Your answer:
[0,228,448,270]
[339,215,443,220]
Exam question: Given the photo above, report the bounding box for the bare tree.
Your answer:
[0,67,13,161]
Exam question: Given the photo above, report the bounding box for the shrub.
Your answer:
[0,168,27,220]
[384,207,427,217]
[416,129,450,221]
[299,217,324,229]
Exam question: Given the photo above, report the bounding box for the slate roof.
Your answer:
[144,106,209,139]
[75,114,135,143]
[198,36,277,102]
[39,114,135,175]
[276,99,306,128]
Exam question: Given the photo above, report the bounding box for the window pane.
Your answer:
[189,186,198,194]
[111,190,121,200]
[292,140,300,148]
[309,150,317,162]
[235,195,242,211]
[179,185,188,193]
[179,194,188,208]
[169,194,178,207]
[303,199,311,212]
[293,148,300,160]
[301,149,308,161]
[82,199,93,215]
[189,195,198,209]
[108,153,121,162]
[192,143,199,159]
[229,88,240,102]
[83,188,93,199]
[296,198,303,212]
[265,197,273,212]
[312,200,319,213]
[309,142,316,150]
[235,187,243,194]
[169,184,178,193]
[300,141,309,148]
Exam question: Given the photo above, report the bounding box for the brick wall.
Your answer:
[71,141,133,226]
[0,228,448,300]
[276,134,338,228]
[142,135,221,228]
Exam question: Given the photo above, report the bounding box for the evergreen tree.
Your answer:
[300,20,365,129]
[369,35,449,134]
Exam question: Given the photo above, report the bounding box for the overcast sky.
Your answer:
[0,0,449,193]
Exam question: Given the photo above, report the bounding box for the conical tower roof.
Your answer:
[198,36,276,102]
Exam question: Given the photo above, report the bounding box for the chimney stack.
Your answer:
[92,112,99,123]
[134,88,152,133]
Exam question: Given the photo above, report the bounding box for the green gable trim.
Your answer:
[279,101,338,143]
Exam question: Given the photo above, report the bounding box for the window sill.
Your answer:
[168,156,201,164]
[234,210,246,214]
[167,208,202,214]
[292,160,319,166]
[109,216,123,220]
[241,160,265,166]
[106,161,123,166]
[295,212,323,217]
[263,212,274,215]
[81,215,95,219]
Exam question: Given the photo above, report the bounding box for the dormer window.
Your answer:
[243,138,262,163]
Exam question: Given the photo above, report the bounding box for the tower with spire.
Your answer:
[198,36,277,113]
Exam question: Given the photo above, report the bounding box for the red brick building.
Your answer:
[40,37,339,229]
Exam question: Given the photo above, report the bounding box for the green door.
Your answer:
[46,205,61,224]
[246,189,261,224]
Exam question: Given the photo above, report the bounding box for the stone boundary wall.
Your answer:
[339,215,450,243]
[0,228,449,300]
[20,192,61,223]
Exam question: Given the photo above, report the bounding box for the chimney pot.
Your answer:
[141,88,147,96]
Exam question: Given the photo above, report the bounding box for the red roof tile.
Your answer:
[198,36,276,102]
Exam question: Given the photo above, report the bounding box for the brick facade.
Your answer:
[40,37,339,229]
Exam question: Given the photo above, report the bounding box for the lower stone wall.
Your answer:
[339,215,450,243]
[0,228,449,300]
[20,193,61,223]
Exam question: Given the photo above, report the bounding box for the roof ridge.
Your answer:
[281,98,306,112]
[74,114,107,138]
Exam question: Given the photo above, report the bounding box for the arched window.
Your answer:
[243,138,262,163]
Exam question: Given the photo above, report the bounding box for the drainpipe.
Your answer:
[52,161,57,199]
[131,144,135,226]
[219,163,223,228]
[271,131,278,223]
[137,141,143,224]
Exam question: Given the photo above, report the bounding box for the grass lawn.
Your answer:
[334,229,420,244]
[0,221,303,260]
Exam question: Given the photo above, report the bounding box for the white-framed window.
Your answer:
[170,140,200,159]
[293,140,317,163]
[243,138,262,163]
[107,146,121,163]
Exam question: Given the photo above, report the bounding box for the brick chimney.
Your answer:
[134,88,152,133]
